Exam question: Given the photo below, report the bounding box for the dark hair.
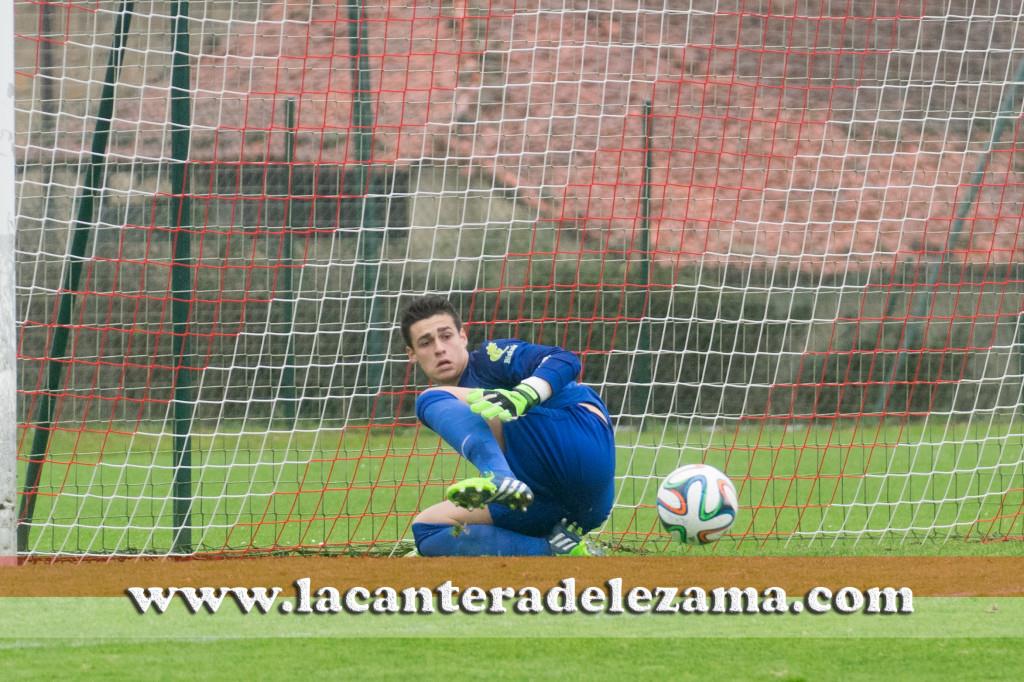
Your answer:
[399,294,463,347]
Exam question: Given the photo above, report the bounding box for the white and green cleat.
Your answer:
[548,519,604,557]
[445,473,534,512]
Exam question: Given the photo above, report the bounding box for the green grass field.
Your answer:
[10,419,1024,679]
[17,416,1024,555]
[1,597,1023,680]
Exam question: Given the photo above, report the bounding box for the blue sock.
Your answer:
[412,522,551,557]
[415,390,514,479]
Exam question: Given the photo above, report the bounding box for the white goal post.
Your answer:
[1,0,18,565]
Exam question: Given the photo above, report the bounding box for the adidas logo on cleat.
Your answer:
[489,476,533,511]
[547,519,603,557]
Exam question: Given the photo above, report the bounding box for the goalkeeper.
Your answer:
[401,294,615,556]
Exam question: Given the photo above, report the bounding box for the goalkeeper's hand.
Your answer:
[468,384,541,422]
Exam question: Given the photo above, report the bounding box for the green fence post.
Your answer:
[277,97,298,426]
[348,0,386,416]
[17,0,136,553]
[1017,300,1024,415]
[630,100,654,417]
[169,0,193,554]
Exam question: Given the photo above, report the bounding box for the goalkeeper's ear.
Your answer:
[520,376,552,402]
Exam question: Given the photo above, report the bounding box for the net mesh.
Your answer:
[12,0,1024,555]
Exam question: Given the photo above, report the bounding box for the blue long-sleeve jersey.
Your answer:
[457,339,610,422]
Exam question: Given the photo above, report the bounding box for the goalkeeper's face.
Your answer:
[405,313,469,385]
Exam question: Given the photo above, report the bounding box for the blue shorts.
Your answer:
[489,403,616,535]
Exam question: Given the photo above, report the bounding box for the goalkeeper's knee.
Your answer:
[411,522,452,557]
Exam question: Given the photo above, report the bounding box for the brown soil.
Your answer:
[1,556,1021,597]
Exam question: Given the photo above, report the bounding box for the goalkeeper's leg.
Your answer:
[416,388,533,511]
[411,500,595,556]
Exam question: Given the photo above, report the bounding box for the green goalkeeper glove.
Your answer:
[468,384,541,422]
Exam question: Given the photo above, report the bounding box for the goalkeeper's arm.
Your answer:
[469,343,582,421]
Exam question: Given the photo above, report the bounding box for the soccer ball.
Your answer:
[656,464,739,545]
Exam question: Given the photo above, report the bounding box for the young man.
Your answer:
[401,294,616,556]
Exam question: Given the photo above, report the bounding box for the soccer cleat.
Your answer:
[445,473,534,512]
[547,518,604,557]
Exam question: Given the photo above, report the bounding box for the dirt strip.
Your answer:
[1,556,1022,597]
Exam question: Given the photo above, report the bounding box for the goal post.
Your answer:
[11,1,1024,557]
[0,0,16,565]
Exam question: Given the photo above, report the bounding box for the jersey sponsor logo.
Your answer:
[486,342,517,364]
